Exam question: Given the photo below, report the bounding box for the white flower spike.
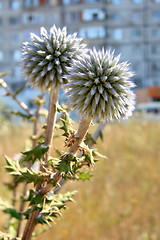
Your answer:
[22,25,86,90]
[64,48,136,121]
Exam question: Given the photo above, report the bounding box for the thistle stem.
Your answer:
[17,94,45,238]
[68,116,92,154]
[0,79,31,115]
[44,85,59,163]
[38,116,92,195]
[54,120,107,194]
[22,86,59,240]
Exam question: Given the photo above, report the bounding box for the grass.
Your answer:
[0,120,160,240]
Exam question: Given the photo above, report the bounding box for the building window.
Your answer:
[132,45,142,57]
[39,0,48,4]
[83,9,105,21]
[112,0,121,4]
[111,29,123,40]
[132,0,141,3]
[9,0,21,9]
[23,0,38,7]
[131,12,142,24]
[131,29,141,38]
[152,0,160,2]
[108,12,122,22]
[9,17,20,25]
[151,44,160,54]
[23,14,44,24]
[48,14,60,24]
[152,11,160,20]
[152,63,160,75]
[50,0,57,5]
[0,51,3,61]
[62,0,80,4]
[132,62,141,73]
[65,12,80,23]
[10,33,21,42]
[79,26,106,39]
[152,28,160,37]
[11,50,21,61]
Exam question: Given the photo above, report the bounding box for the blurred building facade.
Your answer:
[0,0,160,91]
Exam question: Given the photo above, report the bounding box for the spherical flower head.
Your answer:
[22,25,86,90]
[64,48,136,121]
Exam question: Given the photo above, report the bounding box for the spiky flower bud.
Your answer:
[22,25,86,90]
[64,48,135,121]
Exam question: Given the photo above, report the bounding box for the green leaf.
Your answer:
[3,208,22,220]
[22,142,49,163]
[77,172,93,181]
[57,159,73,175]
[5,156,21,175]
[27,190,43,206]
[57,104,73,137]
[53,147,62,157]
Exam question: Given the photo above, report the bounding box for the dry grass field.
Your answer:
[0,120,160,240]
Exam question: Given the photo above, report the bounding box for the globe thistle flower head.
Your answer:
[64,48,136,122]
[22,25,86,90]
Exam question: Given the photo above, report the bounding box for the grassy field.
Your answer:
[0,120,160,240]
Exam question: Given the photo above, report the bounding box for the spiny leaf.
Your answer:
[3,208,22,220]
[22,142,49,163]
[5,156,21,175]
[27,190,43,206]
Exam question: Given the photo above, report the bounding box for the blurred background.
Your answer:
[0,0,160,108]
[0,0,160,240]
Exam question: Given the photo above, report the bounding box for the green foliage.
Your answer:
[22,142,49,163]
[3,208,22,220]
[24,190,76,226]
[5,156,56,186]
[57,104,74,137]
[0,77,107,240]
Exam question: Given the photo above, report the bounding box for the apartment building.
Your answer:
[0,0,160,91]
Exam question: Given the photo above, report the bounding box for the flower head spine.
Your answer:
[22,25,87,90]
[64,48,136,122]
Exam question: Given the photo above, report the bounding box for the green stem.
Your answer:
[44,85,59,164]
[68,116,92,154]
[21,86,59,240]
[16,94,45,238]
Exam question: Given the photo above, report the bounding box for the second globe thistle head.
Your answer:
[22,25,86,90]
[64,48,136,122]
